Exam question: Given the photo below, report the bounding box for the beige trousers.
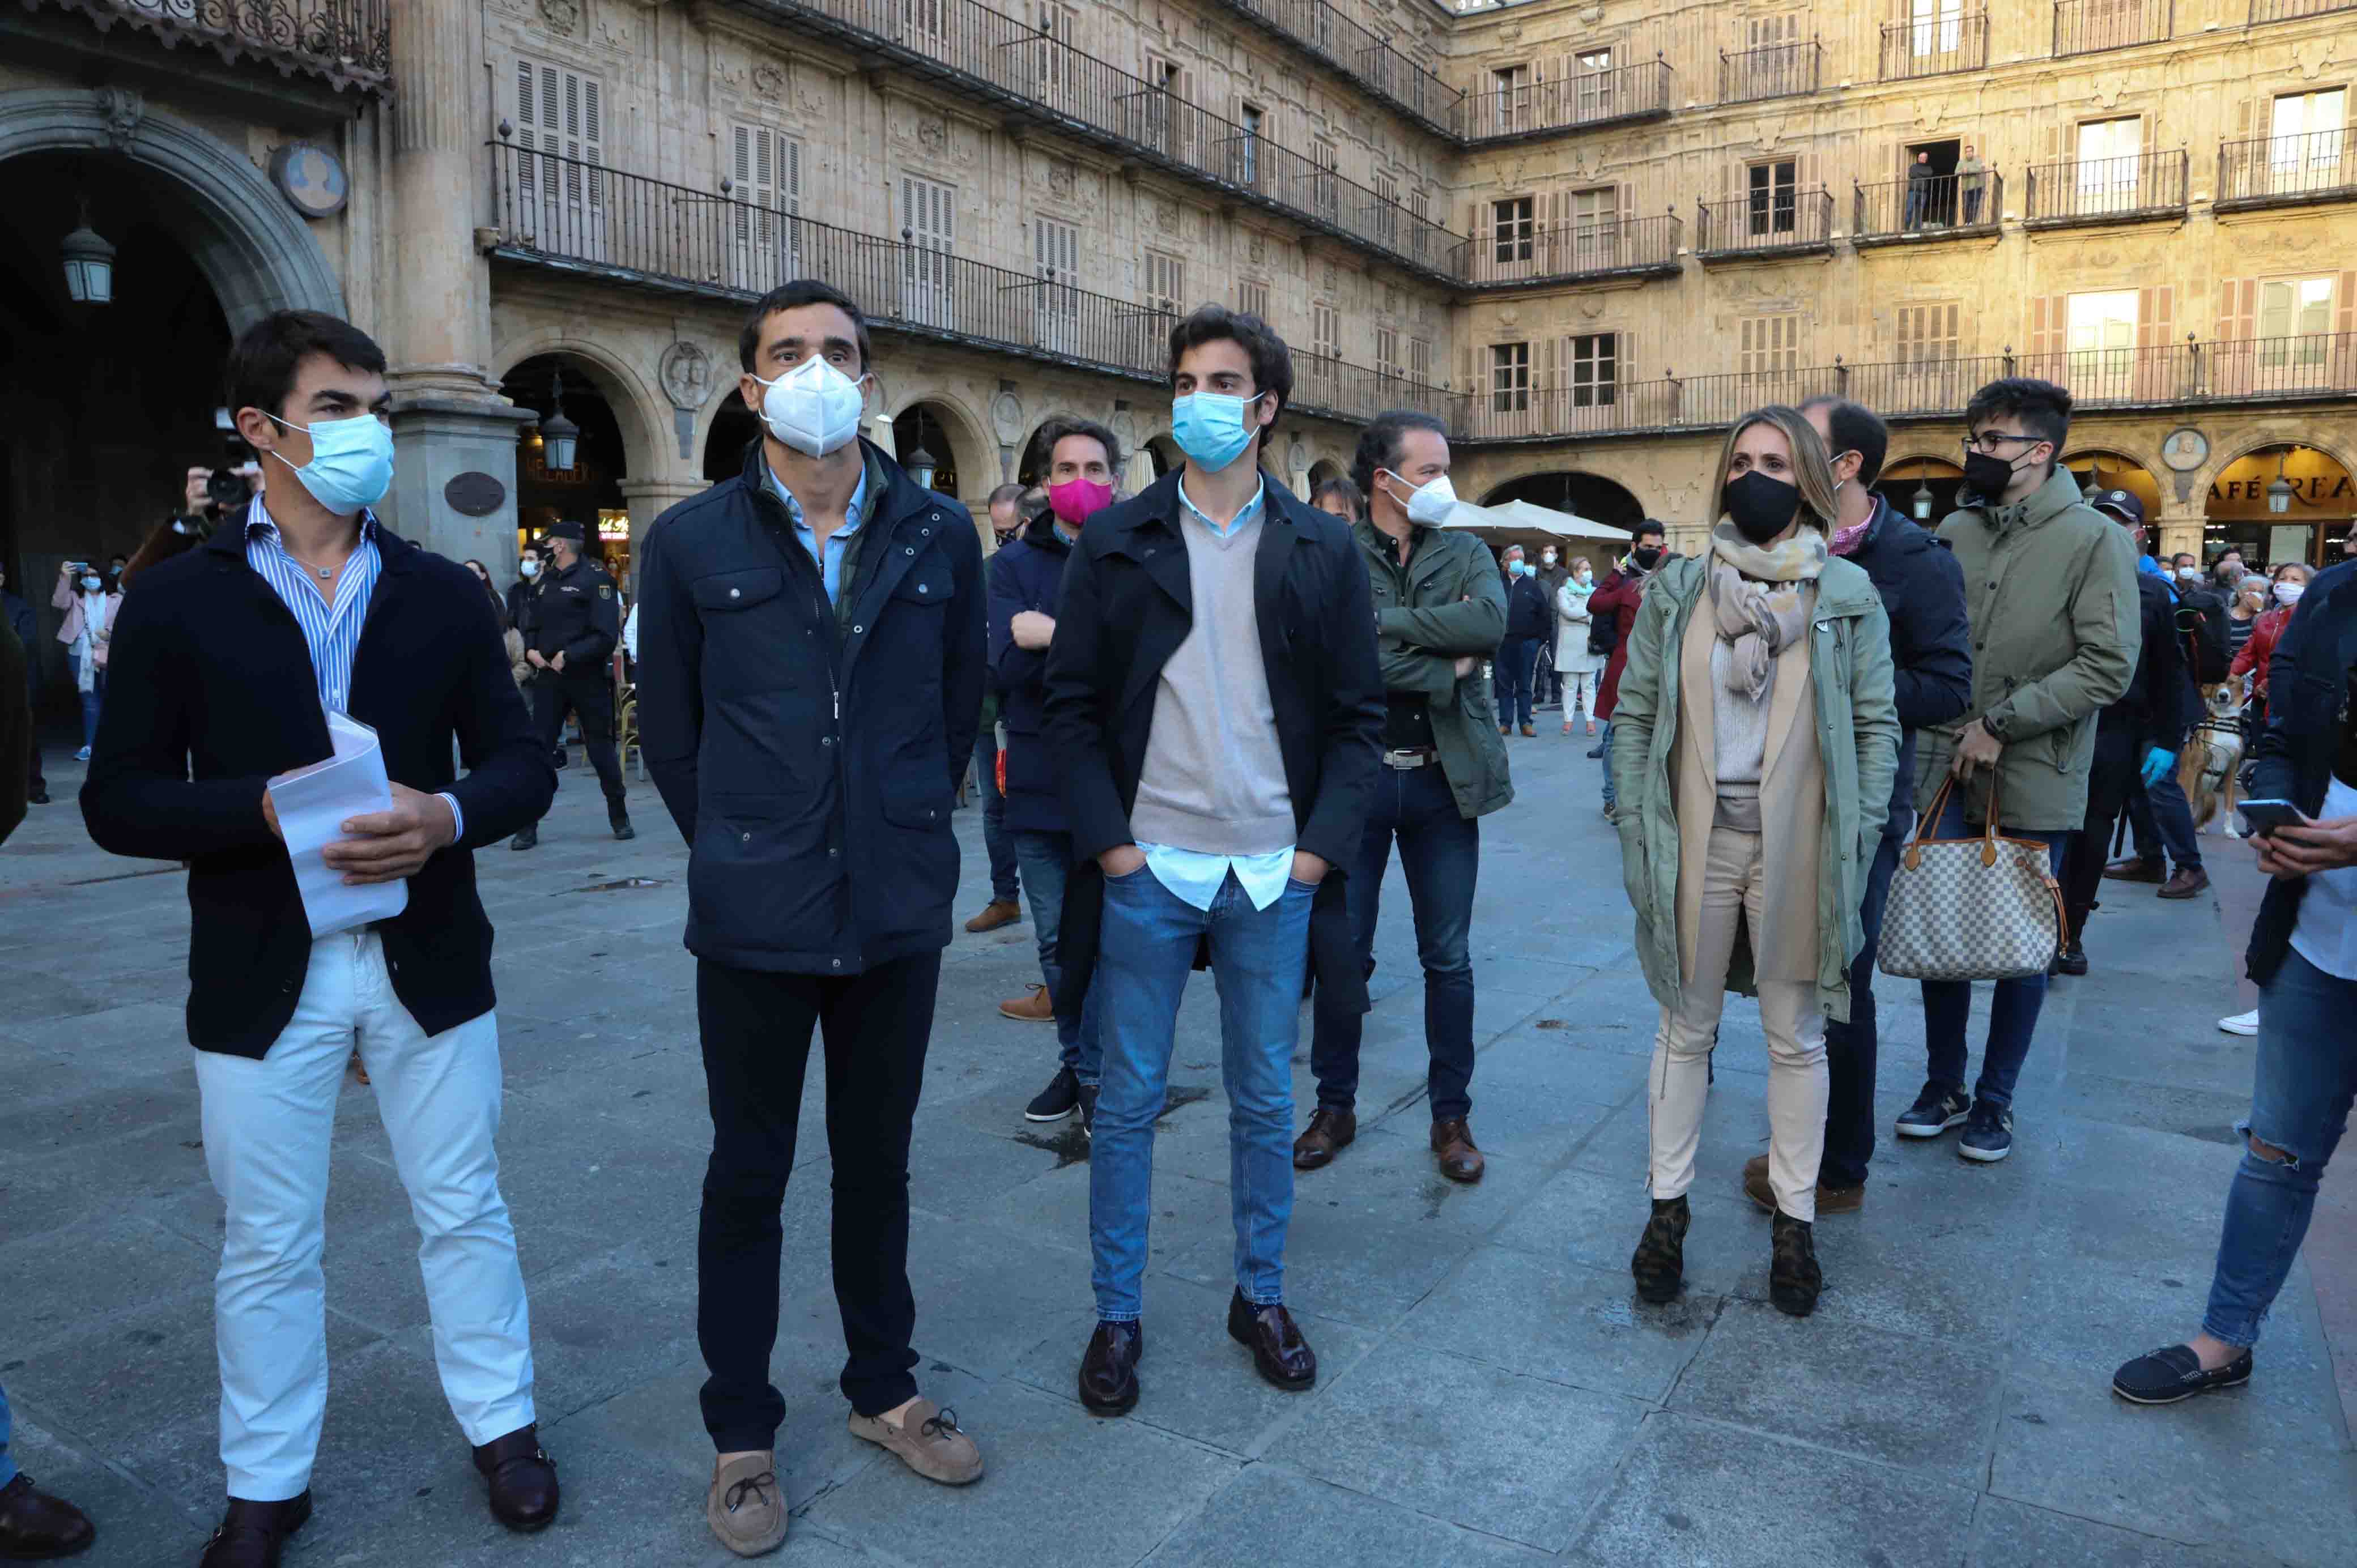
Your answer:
[1649,824,1829,1220]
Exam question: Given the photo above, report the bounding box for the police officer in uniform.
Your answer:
[512,519,633,849]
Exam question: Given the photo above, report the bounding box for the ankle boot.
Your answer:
[1769,1211,1822,1317]
[1630,1195,1689,1304]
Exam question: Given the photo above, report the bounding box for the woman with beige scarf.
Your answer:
[1607,407,1899,1318]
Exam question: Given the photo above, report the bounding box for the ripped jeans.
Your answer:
[2202,946,2357,1348]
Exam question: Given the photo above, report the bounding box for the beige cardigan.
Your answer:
[1671,582,1827,985]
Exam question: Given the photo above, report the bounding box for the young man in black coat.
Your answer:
[1041,305,1384,1416]
[81,310,560,1567]
[635,281,988,1556]
[1755,398,1971,1213]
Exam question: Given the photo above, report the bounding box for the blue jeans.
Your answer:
[1599,720,1616,809]
[1090,867,1313,1321]
[1918,789,2070,1109]
[1309,763,1479,1119]
[2126,771,2203,872]
[72,656,104,752]
[1009,828,1103,1084]
[2203,947,2357,1347]
[0,1382,15,1490]
[973,734,1018,903]
[1492,637,1539,729]
[1822,825,1904,1185]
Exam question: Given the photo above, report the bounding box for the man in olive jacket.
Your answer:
[1897,377,2138,1164]
[1296,412,1511,1183]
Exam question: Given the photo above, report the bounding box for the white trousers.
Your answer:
[1648,824,1830,1221]
[192,931,534,1500]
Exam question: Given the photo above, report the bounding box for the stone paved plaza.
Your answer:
[3,731,2353,1568]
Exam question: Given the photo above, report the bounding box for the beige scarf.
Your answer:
[1707,520,1825,701]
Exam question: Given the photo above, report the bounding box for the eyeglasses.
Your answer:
[1962,432,2045,455]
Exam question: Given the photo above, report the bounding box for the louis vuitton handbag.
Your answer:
[1877,777,2066,982]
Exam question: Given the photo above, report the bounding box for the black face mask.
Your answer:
[1724,470,1800,545]
[1963,450,2021,499]
[1631,546,1663,570]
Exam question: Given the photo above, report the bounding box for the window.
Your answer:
[1034,3,1076,95]
[1238,103,1263,185]
[2077,116,2143,210]
[2270,89,2346,190]
[1313,302,1341,362]
[1747,159,1797,236]
[1237,278,1270,318]
[1372,168,1399,245]
[1493,195,1535,262]
[1145,250,1185,311]
[1569,332,1616,407]
[1895,301,1960,364]
[1142,57,1187,157]
[1492,63,1530,131]
[1033,215,1078,350]
[1490,341,1530,412]
[2066,289,2138,385]
[1375,327,1401,380]
[2259,275,2335,366]
[900,174,956,327]
[1738,314,1800,378]
[1575,48,1615,120]
[903,0,948,48]
[1410,337,1433,384]
[1909,0,1963,57]
[1571,185,1618,230]
[729,123,803,288]
[1311,139,1339,218]
[514,58,605,233]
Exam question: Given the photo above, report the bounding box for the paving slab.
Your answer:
[1138,1464,1553,1567]
[1396,1244,1717,1401]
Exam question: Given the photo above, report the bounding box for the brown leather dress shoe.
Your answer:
[473,1424,559,1532]
[2158,866,2210,900]
[2102,855,2166,884]
[999,983,1056,1021]
[1431,1118,1485,1183]
[1291,1107,1355,1170]
[1226,1289,1316,1390]
[1078,1320,1142,1415]
[0,1472,95,1560]
[196,1493,310,1568]
[1740,1152,1862,1215]
[1519,724,1537,738]
[964,899,1022,933]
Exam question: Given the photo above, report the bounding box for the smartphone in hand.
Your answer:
[2239,799,2308,837]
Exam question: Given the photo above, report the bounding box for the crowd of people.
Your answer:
[0,283,2351,1566]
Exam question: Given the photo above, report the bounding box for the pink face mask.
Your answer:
[1048,476,1114,527]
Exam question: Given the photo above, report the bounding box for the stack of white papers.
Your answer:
[267,712,410,939]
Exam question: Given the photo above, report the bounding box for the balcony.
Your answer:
[1852,171,2003,246]
[1692,188,1835,263]
[2023,149,2188,227]
[483,140,1437,427]
[1718,40,1819,105]
[23,0,390,93]
[1454,59,1674,146]
[709,0,1456,280]
[1199,0,1460,138]
[1446,335,2357,446]
[2218,130,2355,211]
[1452,213,1683,289]
[1878,12,1988,79]
[2053,0,2172,56]
[2249,0,2357,19]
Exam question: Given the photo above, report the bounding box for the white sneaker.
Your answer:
[74,746,91,762]
[2218,1008,2260,1036]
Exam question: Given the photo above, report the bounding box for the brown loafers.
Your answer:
[1291,1107,1355,1170]
[0,1472,95,1561]
[195,1493,310,1568]
[1226,1289,1316,1391]
[1431,1117,1484,1183]
[473,1424,559,1532]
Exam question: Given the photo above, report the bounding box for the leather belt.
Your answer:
[1382,747,1437,770]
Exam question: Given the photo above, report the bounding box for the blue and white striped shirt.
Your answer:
[246,497,462,838]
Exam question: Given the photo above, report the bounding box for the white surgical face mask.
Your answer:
[753,354,870,458]
[1542,551,1557,565]
[521,559,541,580]
[1382,469,1456,527]
[1575,570,1592,586]
[2276,581,2307,606]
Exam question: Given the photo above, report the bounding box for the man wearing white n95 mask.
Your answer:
[634,280,988,1557]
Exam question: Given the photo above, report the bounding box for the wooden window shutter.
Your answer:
[2216,278,2257,341]
[1458,343,1475,393]
[1542,335,1560,390]
[2135,286,2173,348]
[2027,296,2064,359]
[2338,271,2356,336]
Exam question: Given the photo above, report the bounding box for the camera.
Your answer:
[205,407,254,510]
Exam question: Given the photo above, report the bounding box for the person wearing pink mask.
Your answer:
[994,416,1122,1133]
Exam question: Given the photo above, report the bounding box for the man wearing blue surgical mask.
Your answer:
[1043,304,1384,1418]
[81,310,560,1563]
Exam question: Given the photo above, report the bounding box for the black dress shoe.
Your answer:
[608,805,635,841]
[509,825,537,851]
[0,1472,95,1560]
[25,790,48,806]
[1225,1289,1316,1391]
[1078,1319,1142,1415]
[2053,939,2088,977]
[473,1424,559,1531]
[196,1493,310,1568]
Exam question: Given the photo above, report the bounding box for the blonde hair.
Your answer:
[1572,555,1593,573]
[1710,405,1841,532]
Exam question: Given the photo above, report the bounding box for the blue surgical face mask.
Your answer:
[266,411,395,515]
[1170,390,1267,473]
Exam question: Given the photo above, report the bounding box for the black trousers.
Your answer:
[696,952,939,1447]
[530,670,623,803]
[2064,726,2141,934]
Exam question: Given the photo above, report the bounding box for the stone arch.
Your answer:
[886,393,990,501]
[1478,470,1648,530]
[490,333,670,488]
[1308,457,1346,488]
[2202,432,2357,497]
[0,88,342,330]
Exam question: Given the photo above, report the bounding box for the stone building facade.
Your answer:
[3,0,2353,600]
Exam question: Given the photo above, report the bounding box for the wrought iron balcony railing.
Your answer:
[1446,336,2357,445]
[2218,130,2355,208]
[709,0,1456,279]
[2053,0,2172,55]
[1692,188,1835,259]
[1451,213,1683,287]
[1852,171,2003,243]
[28,0,390,92]
[1453,59,1674,144]
[1878,12,1988,79]
[1718,40,1819,104]
[2023,149,2188,225]
[2249,0,2357,19]
[484,140,1440,427]
[1199,0,1460,137]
